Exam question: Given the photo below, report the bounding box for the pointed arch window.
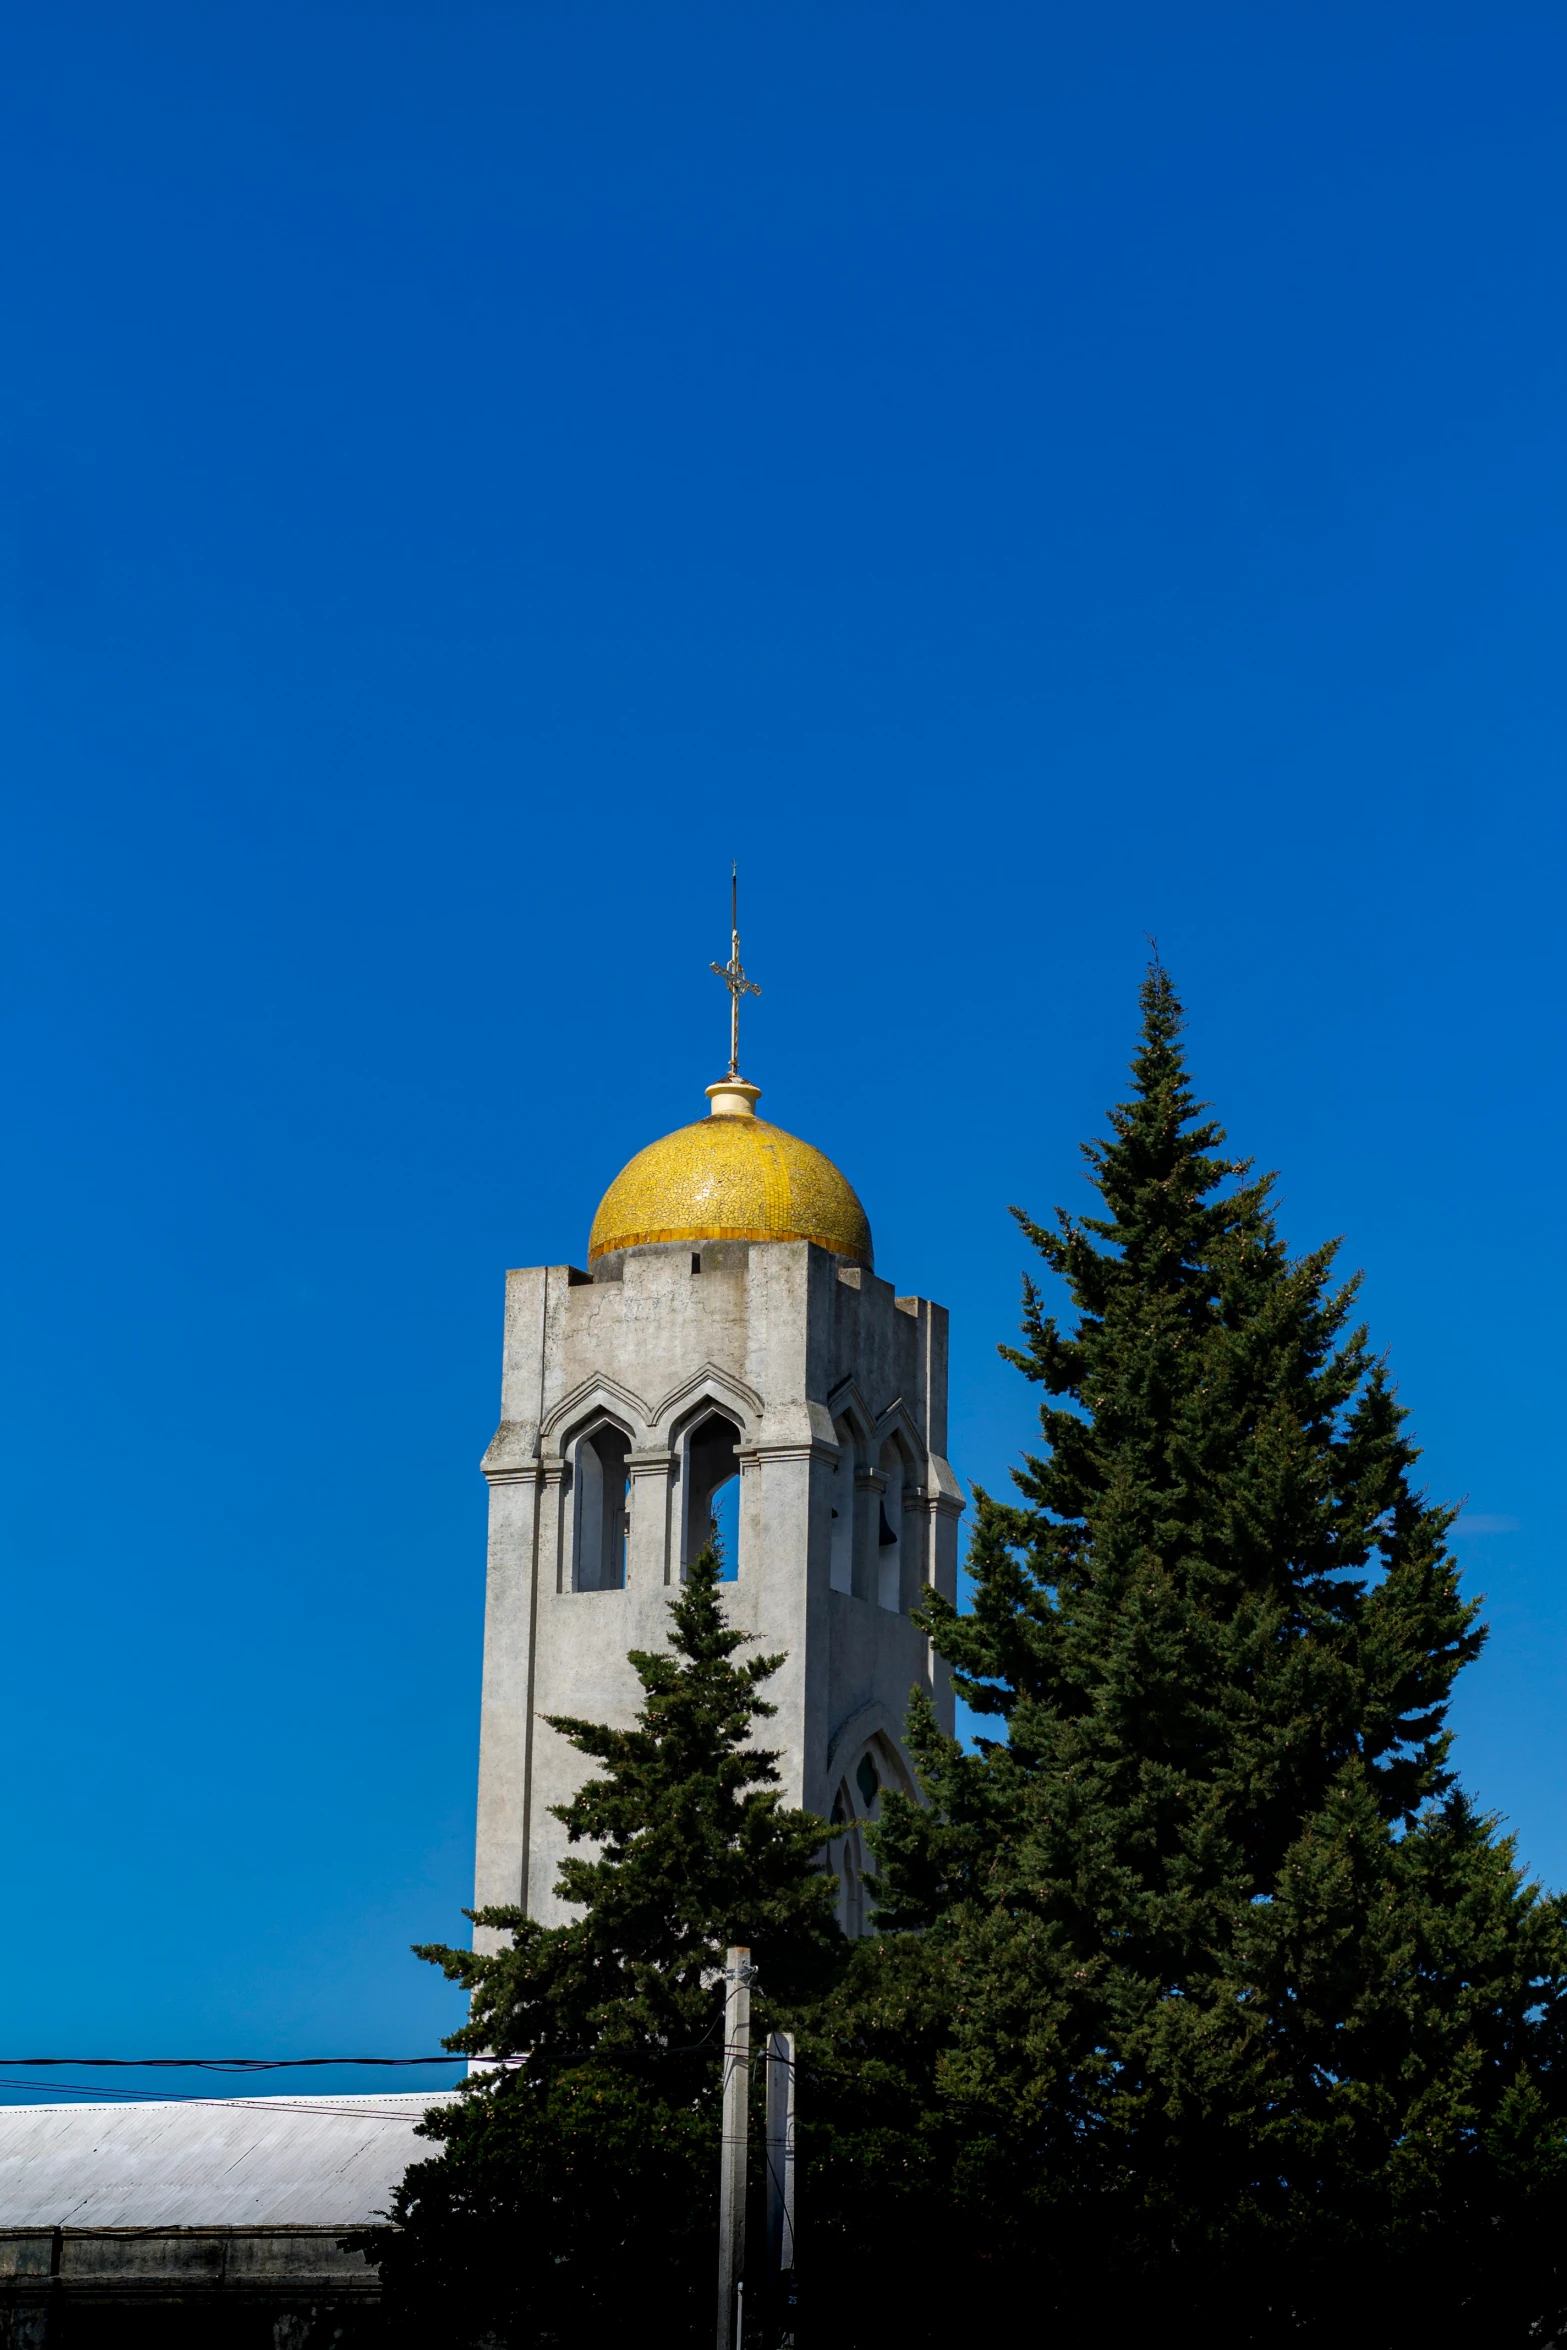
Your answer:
[572,1424,630,1591]
[829,1418,856,1595]
[681,1410,741,1582]
[877,1439,905,1612]
[829,1743,891,1937]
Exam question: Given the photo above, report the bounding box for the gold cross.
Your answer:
[710,863,761,1079]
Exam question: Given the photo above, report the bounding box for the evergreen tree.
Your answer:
[805,964,1567,2346]
[361,1544,841,2348]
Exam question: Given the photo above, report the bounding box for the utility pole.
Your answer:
[717,1947,752,2350]
[764,2030,797,2346]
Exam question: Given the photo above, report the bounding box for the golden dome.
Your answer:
[588,1078,873,1266]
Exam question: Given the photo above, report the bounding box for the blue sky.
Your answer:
[3,0,1564,2102]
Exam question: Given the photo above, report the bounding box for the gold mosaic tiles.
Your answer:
[588,1115,873,1265]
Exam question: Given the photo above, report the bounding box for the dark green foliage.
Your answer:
[802,965,1567,2346]
[358,1545,841,2347]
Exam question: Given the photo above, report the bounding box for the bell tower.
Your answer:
[471,898,963,1935]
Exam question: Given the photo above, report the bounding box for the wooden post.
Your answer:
[716,1947,752,2350]
[764,2029,797,2344]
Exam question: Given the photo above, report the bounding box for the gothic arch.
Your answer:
[681,1417,742,1576]
[825,1700,919,1798]
[823,1712,920,1937]
[826,1378,876,1458]
[873,1395,927,1478]
[561,1411,636,1594]
[541,1373,654,1455]
[650,1361,763,1449]
[873,1423,916,1613]
[824,1385,873,1596]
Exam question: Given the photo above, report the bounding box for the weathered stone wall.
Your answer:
[472,1236,964,1937]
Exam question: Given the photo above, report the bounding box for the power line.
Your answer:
[0,2023,725,2077]
[1,2018,727,2095]
[0,2057,464,2071]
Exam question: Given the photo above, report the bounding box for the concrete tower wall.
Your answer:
[472,1237,962,1936]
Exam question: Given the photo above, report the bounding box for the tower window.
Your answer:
[709,1473,739,1579]
[683,1411,741,1581]
[829,1420,855,1595]
[573,1425,630,1591]
[877,1441,904,1612]
[829,1743,890,1937]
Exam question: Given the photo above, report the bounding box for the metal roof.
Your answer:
[0,2094,458,2229]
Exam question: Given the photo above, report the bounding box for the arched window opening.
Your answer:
[828,1743,888,1937]
[683,1411,741,1582]
[828,1419,855,1595]
[573,1424,630,1592]
[829,1783,864,1937]
[877,1441,904,1613]
[710,1472,739,1579]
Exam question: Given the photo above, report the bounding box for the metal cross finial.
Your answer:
[710,863,761,1080]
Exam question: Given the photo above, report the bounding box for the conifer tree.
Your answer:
[805,965,1567,2346]
[362,1545,840,2347]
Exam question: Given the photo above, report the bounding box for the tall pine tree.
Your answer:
[805,965,1567,2346]
[361,1545,841,2347]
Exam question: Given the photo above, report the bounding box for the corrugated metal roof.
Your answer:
[0,2094,458,2229]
